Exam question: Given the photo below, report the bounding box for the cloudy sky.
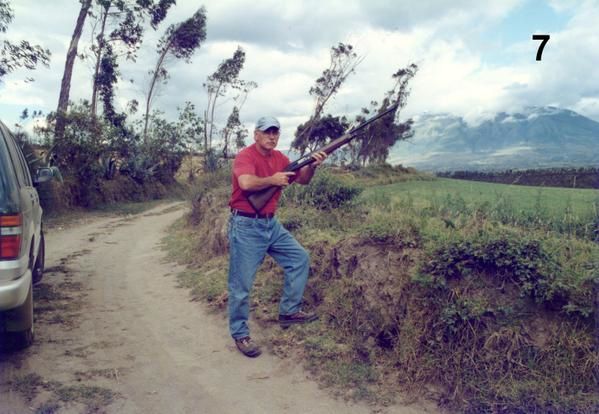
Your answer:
[0,0,598,150]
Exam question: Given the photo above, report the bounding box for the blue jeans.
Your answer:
[227,214,310,339]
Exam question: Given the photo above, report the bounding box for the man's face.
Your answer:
[254,127,280,152]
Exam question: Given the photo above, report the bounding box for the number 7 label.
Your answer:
[533,34,550,61]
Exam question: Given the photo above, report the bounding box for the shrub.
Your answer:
[406,232,598,412]
[419,234,571,308]
[281,170,363,210]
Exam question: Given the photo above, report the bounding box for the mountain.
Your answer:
[388,106,599,171]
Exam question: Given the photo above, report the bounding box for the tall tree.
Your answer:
[292,42,361,156]
[221,106,250,160]
[143,7,207,144]
[0,0,50,81]
[203,46,248,151]
[294,114,348,154]
[88,0,174,119]
[351,64,418,166]
[96,43,119,124]
[55,0,92,142]
[176,101,203,181]
[233,121,248,153]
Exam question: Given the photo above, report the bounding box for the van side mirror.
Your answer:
[33,167,55,185]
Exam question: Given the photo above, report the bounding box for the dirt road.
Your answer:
[0,202,434,414]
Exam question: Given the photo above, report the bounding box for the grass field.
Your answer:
[360,178,599,239]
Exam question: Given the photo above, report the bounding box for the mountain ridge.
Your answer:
[389,106,599,171]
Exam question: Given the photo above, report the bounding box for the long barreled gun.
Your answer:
[247,103,400,212]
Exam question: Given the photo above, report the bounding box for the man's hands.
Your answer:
[270,171,296,187]
[269,151,327,187]
[238,173,293,191]
[310,151,327,168]
[294,151,327,185]
[240,151,327,191]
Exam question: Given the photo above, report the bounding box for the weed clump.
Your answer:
[408,232,598,412]
[281,171,362,210]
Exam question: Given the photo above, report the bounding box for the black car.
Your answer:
[0,120,53,350]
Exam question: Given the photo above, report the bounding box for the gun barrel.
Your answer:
[247,103,400,212]
[286,103,399,172]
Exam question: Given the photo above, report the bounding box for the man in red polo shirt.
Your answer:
[228,115,326,357]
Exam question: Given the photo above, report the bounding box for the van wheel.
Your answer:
[32,232,45,284]
[1,284,34,351]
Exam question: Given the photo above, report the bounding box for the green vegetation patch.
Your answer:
[177,261,229,308]
[410,232,597,412]
[282,170,363,210]
[362,178,599,240]
[10,373,48,401]
[54,384,116,408]
[9,373,118,413]
[35,401,60,414]
[165,167,599,413]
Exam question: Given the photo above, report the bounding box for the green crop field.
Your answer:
[360,177,598,239]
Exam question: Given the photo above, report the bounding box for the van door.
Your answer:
[1,126,38,266]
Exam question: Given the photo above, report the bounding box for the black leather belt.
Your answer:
[231,209,275,219]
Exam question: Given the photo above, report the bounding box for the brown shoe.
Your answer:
[235,336,262,358]
[279,310,319,328]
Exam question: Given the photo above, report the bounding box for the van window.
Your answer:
[1,126,27,187]
[0,139,12,203]
[0,134,21,189]
[13,138,32,186]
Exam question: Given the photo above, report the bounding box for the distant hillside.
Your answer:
[389,106,599,171]
[438,167,599,189]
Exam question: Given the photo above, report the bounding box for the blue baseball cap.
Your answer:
[255,116,280,131]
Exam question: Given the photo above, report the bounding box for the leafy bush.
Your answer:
[281,170,363,210]
[416,233,598,318]
[359,215,421,246]
[203,148,220,172]
[30,102,186,208]
[405,233,598,412]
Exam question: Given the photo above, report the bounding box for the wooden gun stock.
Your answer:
[247,103,399,212]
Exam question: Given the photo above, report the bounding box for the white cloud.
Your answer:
[572,97,599,120]
[1,0,598,148]
[491,146,534,157]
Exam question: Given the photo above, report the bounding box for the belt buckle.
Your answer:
[232,209,257,219]
[231,209,273,219]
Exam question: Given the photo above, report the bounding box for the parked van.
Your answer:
[0,120,53,350]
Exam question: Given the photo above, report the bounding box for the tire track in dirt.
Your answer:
[0,206,170,413]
